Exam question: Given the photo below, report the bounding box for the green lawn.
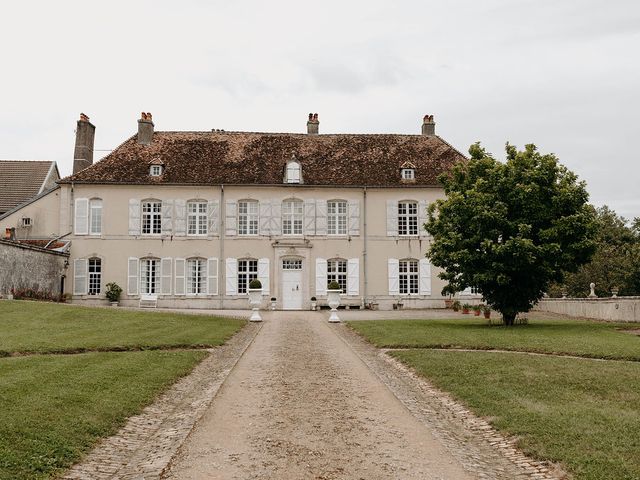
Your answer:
[0,300,245,355]
[0,300,247,479]
[391,350,640,480]
[348,318,640,360]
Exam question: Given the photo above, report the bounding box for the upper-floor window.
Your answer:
[88,257,102,295]
[398,201,418,236]
[327,258,347,292]
[238,258,258,294]
[401,168,415,180]
[186,258,206,295]
[142,200,162,234]
[282,199,303,235]
[399,259,419,294]
[89,198,102,235]
[150,164,163,176]
[238,200,259,235]
[327,200,347,235]
[140,257,160,294]
[187,200,208,235]
[286,161,301,184]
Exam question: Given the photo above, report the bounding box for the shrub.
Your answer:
[249,279,262,289]
[462,303,472,311]
[452,300,461,311]
[327,281,341,291]
[473,304,482,312]
[482,304,491,314]
[270,297,276,301]
[311,296,317,301]
[105,282,122,302]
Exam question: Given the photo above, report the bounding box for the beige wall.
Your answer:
[535,298,640,322]
[0,188,62,240]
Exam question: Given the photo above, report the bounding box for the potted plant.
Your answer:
[461,303,471,314]
[473,304,482,316]
[310,296,317,311]
[270,297,277,310]
[482,304,491,319]
[451,300,461,312]
[248,279,263,322]
[105,282,122,307]
[442,285,455,308]
[327,281,341,322]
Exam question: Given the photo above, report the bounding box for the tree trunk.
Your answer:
[502,312,516,326]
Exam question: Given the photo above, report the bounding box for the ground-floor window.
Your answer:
[238,259,258,294]
[88,258,101,295]
[140,258,160,294]
[399,259,419,294]
[327,258,347,292]
[186,258,206,294]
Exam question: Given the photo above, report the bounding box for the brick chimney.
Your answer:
[72,113,95,174]
[421,114,435,135]
[307,113,319,135]
[137,112,154,145]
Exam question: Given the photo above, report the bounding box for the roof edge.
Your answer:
[0,185,60,221]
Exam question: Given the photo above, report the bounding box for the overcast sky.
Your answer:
[1,0,638,219]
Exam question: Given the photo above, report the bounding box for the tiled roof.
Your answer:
[60,131,466,187]
[0,160,59,213]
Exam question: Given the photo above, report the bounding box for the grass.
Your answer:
[391,350,640,480]
[347,317,640,360]
[0,300,245,355]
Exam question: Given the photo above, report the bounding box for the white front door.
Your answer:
[282,259,303,310]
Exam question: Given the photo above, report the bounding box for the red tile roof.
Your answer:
[61,131,466,187]
[0,160,59,213]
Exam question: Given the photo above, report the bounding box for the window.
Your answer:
[327,259,347,293]
[140,258,160,294]
[282,199,303,235]
[398,201,418,236]
[238,259,258,294]
[88,258,101,295]
[401,168,415,180]
[327,200,347,235]
[399,259,419,294]
[150,165,163,176]
[238,200,259,235]
[282,259,302,270]
[286,161,301,183]
[89,198,102,235]
[187,200,208,235]
[142,200,162,234]
[186,258,206,294]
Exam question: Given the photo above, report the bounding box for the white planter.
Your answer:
[248,288,263,322]
[110,302,119,307]
[327,289,341,322]
[270,300,277,310]
[311,301,317,311]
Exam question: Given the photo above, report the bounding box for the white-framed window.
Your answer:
[327,258,347,293]
[140,258,160,294]
[327,200,347,235]
[88,257,101,295]
[238,259,258,294]
[238,200,259,236]
[150,165,163,176]
[282,199,303,235]
[186,258,206,295]
[89,198,102,235]
[141,200,162,235]
[282,259,302,270]
[187,200,208,235]
[398,201,418,236]
[401,168,415,180]
[399,259,419,294]
[286,161,301,183]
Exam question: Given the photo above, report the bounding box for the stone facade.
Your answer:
[535,297,640,322]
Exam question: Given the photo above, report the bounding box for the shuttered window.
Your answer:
[140,258,160,294]
[327,200,347,235]
[142,201,162,235]
[238,200,259,235]
[89,199,102,235]
[398,201,418,236]
[282,200,303,235]
[187,201,208,235]
[88,258,101,295]
[399,259,419,294]
[238,259,258,294]
[327,259,347,292]
[186,258,207,294]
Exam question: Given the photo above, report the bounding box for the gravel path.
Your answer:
[164,315,473,480]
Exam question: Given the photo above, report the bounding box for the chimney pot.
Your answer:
[421,114,436,135]
[138,111,155,145]
[73,112,96,174]
[5,227,16,241]
[307,112,319,135]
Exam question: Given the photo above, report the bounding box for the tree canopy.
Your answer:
[425,142,596,325]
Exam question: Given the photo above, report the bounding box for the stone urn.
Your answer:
[248,279,263,322]
[327,283,341,323]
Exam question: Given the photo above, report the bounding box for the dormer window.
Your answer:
[150,164,163,176]
[401,168,415,180]
[285,159,301,184]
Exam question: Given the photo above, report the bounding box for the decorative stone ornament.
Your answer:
[611,287,619,298]
[589,282,597,298]
[327,288,341,322]
[248,288,263,322]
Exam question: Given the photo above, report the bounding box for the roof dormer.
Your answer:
[149,158,164,177]
[285,156,302,184]
[400,161,416,183]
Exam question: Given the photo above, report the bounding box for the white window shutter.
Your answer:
[315,200,327,236]
[388,258,399,295]
[174,258,185,295]
[315,257,327,296]
[226,258,238,295]
[128,199,141,236]
[347,258,360,295]
[418,200,428,237]
[161,200,173,235]
[270,202,281,235]
[258,258,270,295]
[225,201,237,236]
[419,258,431,295]
[207,258,218,295]
[74,198,89,235]
[161,257,172,295]
[174,199,186,236]
[348,200,360,236]
[386,200,398,237]
[208,200,219,236]
[73,258,87,295]
[127,257,139,295]
[259,200,272,236]
[304,199,316,235]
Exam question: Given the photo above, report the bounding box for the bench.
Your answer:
[139,294,158,308]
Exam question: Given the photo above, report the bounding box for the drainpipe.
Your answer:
[219,185,225,309]
[70,182,75,233]
[363,186,368,307]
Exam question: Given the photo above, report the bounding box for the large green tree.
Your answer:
[426,143,596,325]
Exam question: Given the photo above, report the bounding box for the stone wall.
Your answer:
[535,297,640,323]
[0,239,69,297]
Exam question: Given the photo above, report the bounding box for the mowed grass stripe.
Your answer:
[391,349,640,480]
